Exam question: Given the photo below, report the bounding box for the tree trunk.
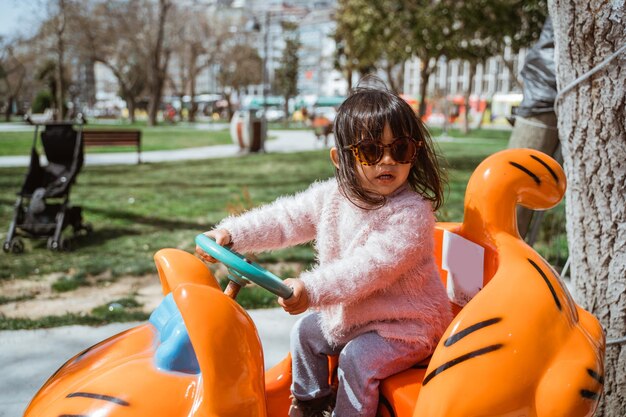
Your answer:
[4,96,14,121]
[127,98,136,124]
[55,0,67,121]
[395,63,404,95]
[283,96,290,128]
[147,0,171,126]
[224,91,233,121]
[462,61,476,134]
[385,62,397,93]
[549,2,626,416]
[189,64,197,122]
[3,47,25,122]
[418,63,432,118]
[502,56,523,90]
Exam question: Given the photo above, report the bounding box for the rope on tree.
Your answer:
[551,42,626,347]
[607,336,626,346]
[554,42,626,114]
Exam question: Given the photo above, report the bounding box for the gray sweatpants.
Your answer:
[290,313,429,417]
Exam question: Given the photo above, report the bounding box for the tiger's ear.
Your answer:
[154,249,220,295]
[173,284,266,416]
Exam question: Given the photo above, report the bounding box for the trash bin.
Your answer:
[230,111,245,151]
[229,109,266,153]
[247,109,265,153]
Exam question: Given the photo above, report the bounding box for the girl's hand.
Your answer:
[278,278,309,315]
[195,229,232,263]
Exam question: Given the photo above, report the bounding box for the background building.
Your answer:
[88,0,526,120]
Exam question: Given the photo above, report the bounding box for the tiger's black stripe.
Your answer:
[581,389,600,400]
[528,258,562,311]
[509,161,541,185]
[587,368,605,384]
[378,394,396,417]
[422,344,503,386]
[530,155,559,183]
[444,318,502,347]
[67,392,129,406]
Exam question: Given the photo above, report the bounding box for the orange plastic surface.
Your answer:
[24,249,266,417]
[411,149,605,417]
[154,248,221,294]
[24,149,605,417]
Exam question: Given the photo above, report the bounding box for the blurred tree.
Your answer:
[550,2,626,415]
[34,0,72,120]
[51,0,69,120]
[166,6,189,120]
[334,0,383,91]
[217,44,262,120]
[146,0,173,126]
[71,0,149,123]
[498,0,548,86]
[33,0,101,119]
[31,89,54,114]
[400,0,450,117]
[334,0,420,91]
[446,0,547,132]
[274,21,301,127]
[375,1,413,93]
[110,60,146,124]
[35,60,67,111]
[167,7,227,122]
[334,0,546,120]
[0,44,26,121]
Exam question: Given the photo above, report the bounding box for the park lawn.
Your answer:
[0,137,507,277]
[0,122,233,156]
[0,124,511,156]
[0,133,567,329]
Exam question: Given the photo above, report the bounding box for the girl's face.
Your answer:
[331,123,412,197]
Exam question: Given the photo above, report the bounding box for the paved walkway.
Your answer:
[0,125,506,168]
[0,128,330,167]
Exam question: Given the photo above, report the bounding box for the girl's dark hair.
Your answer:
[333,79,446,210]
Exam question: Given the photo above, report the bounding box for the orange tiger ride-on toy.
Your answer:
[23,148,605,417]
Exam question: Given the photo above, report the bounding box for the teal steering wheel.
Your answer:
[195,234,293,299]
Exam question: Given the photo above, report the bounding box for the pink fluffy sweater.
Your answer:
[218,178,452,348]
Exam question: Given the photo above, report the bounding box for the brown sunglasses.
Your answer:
[344,137,422,166]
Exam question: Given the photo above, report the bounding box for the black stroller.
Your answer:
[3,117,91,253]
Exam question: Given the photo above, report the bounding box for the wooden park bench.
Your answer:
[82,129,142,164]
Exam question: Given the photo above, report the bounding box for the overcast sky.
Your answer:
[0,0,46,39]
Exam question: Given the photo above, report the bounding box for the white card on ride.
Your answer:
[441,230,484,306]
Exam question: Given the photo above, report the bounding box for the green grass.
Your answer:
[0,294,36,305]
[0,128,568,328]
[0,151,337,280]
[0,121,233,156]
[0,304,150,330]
[90,297,147,321]
[51,272,88,292]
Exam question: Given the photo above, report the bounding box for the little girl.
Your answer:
[197,83,452,417]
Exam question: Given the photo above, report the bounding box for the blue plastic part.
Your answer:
[149,294,200,374]
[195,234,293,299]
[227,267,251,287]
